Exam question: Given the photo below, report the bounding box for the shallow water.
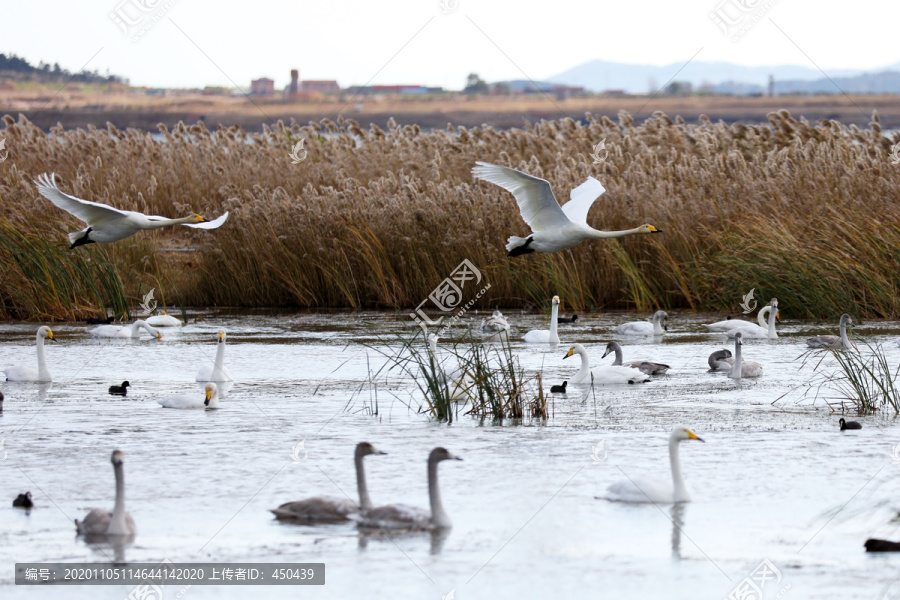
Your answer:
[2,311,900,600]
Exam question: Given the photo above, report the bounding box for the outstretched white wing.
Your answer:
[560,177,605,225]
[472,162,570,232]
[34,173,129,225]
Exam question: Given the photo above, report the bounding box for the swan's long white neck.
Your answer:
[756,306,771,328]
[213,337,227,379]
[729,340,743,379]
[549,303,560,344]
[766,304,778,339]
[587,226,646,239]
[35,331,50,381]
[839,321,850,348]
[572,346,591,384]
[428,457,451,528]
[669,436,689,502]
[652,313,665,335]
[131,321,155,339]
[108,462,128,535]
[144,215,198,229]
[355,451,373,512]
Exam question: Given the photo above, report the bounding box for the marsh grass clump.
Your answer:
[800,340,900,413]
[365,329,547,424]
[2,110,899,318]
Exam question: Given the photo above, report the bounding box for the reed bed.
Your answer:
[1,109,899,319]
[800,341,900,414]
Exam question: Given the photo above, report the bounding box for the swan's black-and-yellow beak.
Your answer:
[218,331,225,342]
[157,332,162,341]
[195,214,207,223]
[563,347,575,360]
[47,330,54,340]
[648,225,663,233]
[686,429,705,442]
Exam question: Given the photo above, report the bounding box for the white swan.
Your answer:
[158,382,219,409]
[350,447,461,530]
[196,329,232,382]
[704,305,775,332]
[75,450,137,537]
[616,310,668,336]
[807,314,854,349]
[707,349,734,371]
[471,162,662,256]
[602,341,670,375]
[34,173,229,248]
[604,426,704,503]
[271,442,386,523]
[563,343,650,384]
[2,326,53,382]
[91,320,161,341]
[523,296,560,345]
[725,298,778,339]
[146,313,182,327]
[728,332,763,379]
[480,310,509,334]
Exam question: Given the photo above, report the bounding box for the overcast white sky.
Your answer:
[5,0,898,90]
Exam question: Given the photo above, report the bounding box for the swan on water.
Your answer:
[523,296,560,345]
[350,447,462,531]
[146,314,182,327]
[602,341,670,375]
[480,310,509,334]
[196,329,233,382]
[2,326,53,382]
[91,320,161,341]
[603,426,704,504]
[728,332,763,379]
[271,442,387,523]
[471,162,662,257]
[807,314,854,349]
[705,305,776,332]
[34,173,229,248]
[158,383,219,409]
[725,298,779,339]
[563,343,651,384]
[707,349,734,371]
[75,450,137,537]
[616,311,668,336]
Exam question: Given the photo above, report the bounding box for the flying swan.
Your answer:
[34,173,229,248]
[471,162,662,257]
[2,326,53,382]
[75,450,137,538]
[271,442,386,523]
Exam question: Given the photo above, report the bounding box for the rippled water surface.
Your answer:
[3,310,900,600]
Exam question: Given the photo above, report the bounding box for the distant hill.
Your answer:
[0,53,126,85]
[547,59,871,94]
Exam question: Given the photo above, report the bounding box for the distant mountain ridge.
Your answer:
[547,59,900,94]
